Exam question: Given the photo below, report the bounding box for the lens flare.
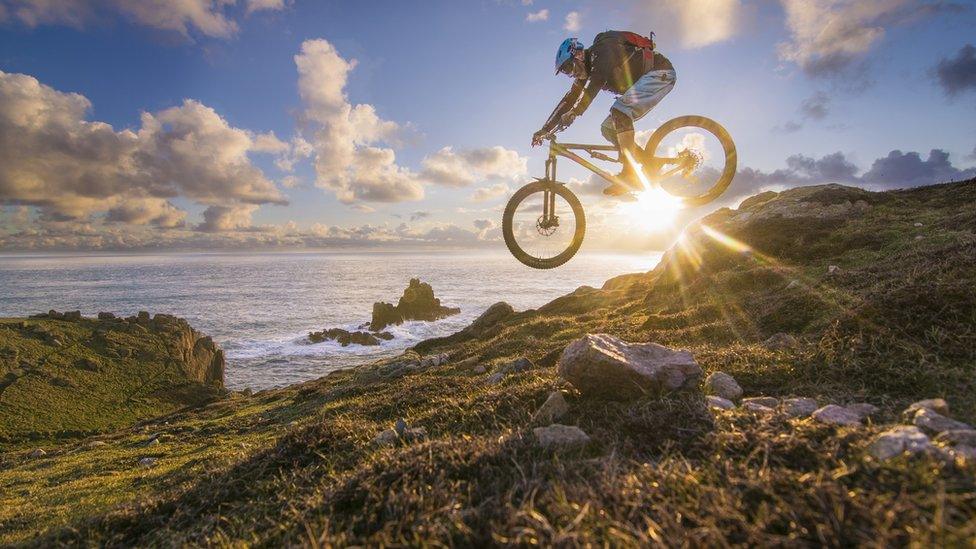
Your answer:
[618,186,684,232]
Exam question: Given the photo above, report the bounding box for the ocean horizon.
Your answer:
[0,250,662,389]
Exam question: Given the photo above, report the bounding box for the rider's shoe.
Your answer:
[602,181,631,196]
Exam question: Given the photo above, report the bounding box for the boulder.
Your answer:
[486,372,506,385]
[783,397,818,418]
[742,396,779,408]
[370,278,461,330]
[372,429,399,447]
[743,401,775,413]
[912,408,973,434]
[703,371,742,401]
[827,265,841,276]
[868,426,931,461]
[308,328,381,347]
[533,424,590,449]
[63,310,82,321]
[557,334,701,400]
[847,403,879,420]
[498,357,533,375]
[706,395,735,411]
[533,391,570,424]
[811,404,862,426]
[934,430,976,447]
[97,312,116,320]
[29,449,46,458]
[461,302,515,336]
[902,398,949,418]
[137,457,158,467]
[763,333,798,351]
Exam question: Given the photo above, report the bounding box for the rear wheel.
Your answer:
[642,115,736,207]
[503,180,585,269]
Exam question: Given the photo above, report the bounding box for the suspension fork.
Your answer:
[543,151,558,224]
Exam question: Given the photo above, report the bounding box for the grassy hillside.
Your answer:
[0,312,224,443]
[1,180,975,546]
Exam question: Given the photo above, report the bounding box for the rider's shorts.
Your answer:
[601,69,676,144]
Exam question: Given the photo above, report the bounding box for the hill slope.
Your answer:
[1,180,975,546]
[0,312,224,442]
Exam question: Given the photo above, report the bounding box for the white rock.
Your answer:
[827,265,841,275]
[934,430,976,447]
[533,391,570,423]
[372,429,399,447]
[742,396,779,408]
[533,424,590,449]
[763,333,798,351]
[29,449,46,458]
[912,408,973,434]
[868,426,931,461]
[743,401,775,414]
[913,222,923,227]
[914,235,924,241]
[706,395,735,411]
[847,403,879,420]
[704,371,742,400]
[783,397,818,418]
[85,441,108,449]
[786,279,801,290]
[811,404,862,426]
[486,372,506,384]
[556,334,701,399]
[137,457,157,467]
[903,398,949,418]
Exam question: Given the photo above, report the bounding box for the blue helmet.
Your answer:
[555,38,584,74]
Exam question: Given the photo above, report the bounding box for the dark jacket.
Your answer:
[541,31,673,133]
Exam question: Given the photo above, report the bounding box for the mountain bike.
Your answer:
[503,115,736,269]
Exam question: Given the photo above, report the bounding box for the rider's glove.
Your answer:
[531,130,546,147]
[560,112,576,127]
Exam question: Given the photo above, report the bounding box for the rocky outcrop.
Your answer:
[557,334,701,400]
[460,302,515,337]
[370,278,460,330]
[308,328,393,347]
[145,313,224,388]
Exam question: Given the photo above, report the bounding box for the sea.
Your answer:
[0,251,661,389]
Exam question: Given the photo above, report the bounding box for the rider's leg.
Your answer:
[612,108,640,184]
[606,69,677,186]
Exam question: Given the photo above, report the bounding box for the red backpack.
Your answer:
[620,31,656,70]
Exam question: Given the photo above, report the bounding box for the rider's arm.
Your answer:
[569,76,606,118]
[540,79,586,133]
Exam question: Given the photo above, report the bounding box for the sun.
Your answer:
[617,186,684,232]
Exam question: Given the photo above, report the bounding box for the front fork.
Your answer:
[542,153,558,228]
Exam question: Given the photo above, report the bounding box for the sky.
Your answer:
[0,0,974,252]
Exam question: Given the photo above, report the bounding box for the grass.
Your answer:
[1,180,975,546]
[0,315,223,444]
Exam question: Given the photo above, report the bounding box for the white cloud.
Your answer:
[197,204,259,232]
[0,0,287,38]
[246,0,286,15]
[563,11,580,32]
[295,38,423,203]
[526,8,548,22]
[420,146,527,187]
[471,183,511,202]
[776,0,955,78]
[0,70,284,223]
[630,0,743,49]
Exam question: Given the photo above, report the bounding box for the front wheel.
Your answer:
[503,180,586,269]
[642,115,737,207]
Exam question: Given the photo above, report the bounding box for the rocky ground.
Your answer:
[1,180,975,546]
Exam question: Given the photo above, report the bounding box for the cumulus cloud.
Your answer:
[105,198,186,228]
[862,149,976,187]
[777,0,961,82]
[196,204,259,232]
[420,146,527,187]
[471,183,511,202]
[563,11,580,32]
[0,70,284,224]
[629,0,743,50]
[0,0,287,38]
[775,90,832,132]
[295,38,423,203]
[525,8,548,22]
[934,44,976,97]
[409,210,431,221]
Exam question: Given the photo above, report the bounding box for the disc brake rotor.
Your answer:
[536,215,558,236]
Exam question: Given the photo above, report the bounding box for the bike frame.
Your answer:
[537,136,686,226]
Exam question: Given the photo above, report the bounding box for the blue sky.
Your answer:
[1,0,974,251]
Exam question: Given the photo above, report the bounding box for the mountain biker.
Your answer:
[531,32,676,196]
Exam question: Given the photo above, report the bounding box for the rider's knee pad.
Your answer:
[611,108,634,134]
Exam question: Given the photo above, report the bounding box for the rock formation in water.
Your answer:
[369,278,460,331]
